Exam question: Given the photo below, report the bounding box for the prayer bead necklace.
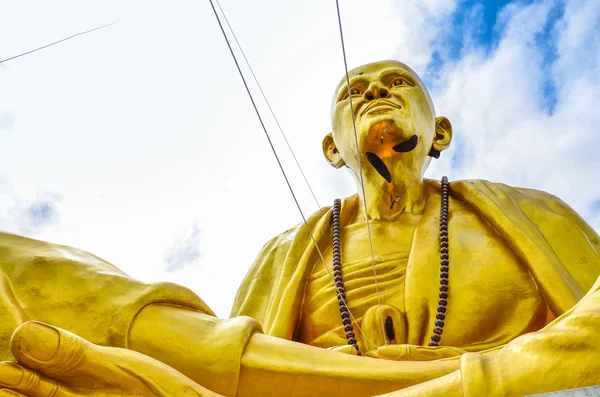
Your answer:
[332,176,450,355]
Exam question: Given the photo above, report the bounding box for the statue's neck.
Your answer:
[352,168,426,222]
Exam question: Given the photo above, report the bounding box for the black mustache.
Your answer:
[366,152,391,183]
[365,135,418,183]
[392,135,418,152]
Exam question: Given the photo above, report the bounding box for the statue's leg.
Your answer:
[129,304,460,397]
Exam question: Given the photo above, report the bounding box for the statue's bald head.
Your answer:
[323,60,451,183]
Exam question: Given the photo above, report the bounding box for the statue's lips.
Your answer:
[361,100,401,116]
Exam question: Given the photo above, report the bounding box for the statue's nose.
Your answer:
[364,82,390,101]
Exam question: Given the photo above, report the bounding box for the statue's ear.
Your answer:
[322,133,345,169]
[431,117,452,156]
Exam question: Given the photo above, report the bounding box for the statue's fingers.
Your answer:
[10,321,87,380]
[328,345,359,355]
[0,362,63,397]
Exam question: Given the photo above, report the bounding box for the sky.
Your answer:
[1,0,599,317]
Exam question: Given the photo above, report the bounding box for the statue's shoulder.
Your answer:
[258,203,337,256]
[451,178,566,205]
[448,179,597,238]
[258,224,301,258]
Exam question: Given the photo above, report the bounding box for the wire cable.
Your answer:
[208,0,377,349]
[213,0,364,286]
[213,0,324,217]
[0,22,118,65]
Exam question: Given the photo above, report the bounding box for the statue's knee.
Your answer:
[232,315,263,333]
[217,315,263,338]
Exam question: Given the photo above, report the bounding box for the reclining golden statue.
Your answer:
[0,60,598,397]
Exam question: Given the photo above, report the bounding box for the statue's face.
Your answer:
[329,60,438,179]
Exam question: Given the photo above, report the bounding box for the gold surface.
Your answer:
[0,60,599,396]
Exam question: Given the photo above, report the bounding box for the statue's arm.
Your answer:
[128,303,460,397]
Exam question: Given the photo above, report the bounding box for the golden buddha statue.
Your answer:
[0,60,598,397]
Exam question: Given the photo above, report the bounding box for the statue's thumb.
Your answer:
[10,321,87,379]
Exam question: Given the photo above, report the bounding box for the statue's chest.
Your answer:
[299,210,549,351]
[401,213,549,350]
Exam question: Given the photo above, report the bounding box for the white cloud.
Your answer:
[0,176,62,235]
[0,0,597,317]
[428,0,600,232]
[164,222,201,272]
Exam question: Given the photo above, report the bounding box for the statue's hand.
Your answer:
[0,321,223,397]
[327,345,359,355]
[365,344,467,361]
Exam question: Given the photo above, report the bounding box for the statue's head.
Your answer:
[323,60,452,184]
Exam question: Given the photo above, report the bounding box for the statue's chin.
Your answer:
[363,116,411,145]
[359,117,415,160]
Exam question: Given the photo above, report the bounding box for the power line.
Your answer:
[213,0,325,216]
[0,22,118,65]
[207,0,377,348]
[206,0,320,260]
[213,0,362,273]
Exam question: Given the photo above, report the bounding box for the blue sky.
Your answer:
[425,0,569,115]
[420,0,567,189]
[429,0,566,108]
[416,0,600,225]
[1,0,599,316]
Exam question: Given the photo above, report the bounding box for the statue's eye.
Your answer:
[340,87,362,101]
[392,78,404,86]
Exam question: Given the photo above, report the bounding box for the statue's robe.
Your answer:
[231,179,600,395]
[0,179,598,396]
[232,180,600,340]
